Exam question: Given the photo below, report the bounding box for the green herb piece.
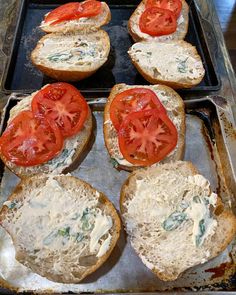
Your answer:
[196,219,206,246]
[75,232,84,242]
[58,227,70,237]
[110,158,119,168]
[7,201,17,209]
[176,57,188,73]
[81,208,93,231]
[48,52,72,62]
[193,196,201,203]
[43,230,58,245]
[162,211,187,231]
[147,52,152,56]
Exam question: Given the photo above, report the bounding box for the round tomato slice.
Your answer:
[146,0,182,18]
[32,83,89,138]
[139,7,177,36]
[0,111,63,167]
[118,109,177,166]
[44,1,101,25]
[110,88,166,131]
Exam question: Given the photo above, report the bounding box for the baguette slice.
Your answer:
[0,94,92,178]
[40,2,111,33]
[103,84,185,171]
[128,0,189,42]
[120,161,236,281]
[31,29,110,82]
[128,40,205,89]
[0,174,121,283]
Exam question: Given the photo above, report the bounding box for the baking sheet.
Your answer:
[0,97,235,293]
[1,0,220,96]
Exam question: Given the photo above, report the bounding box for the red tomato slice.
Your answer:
[79,0,102,18]
[32,83,89,138]
[44,1,101,25]
[0,111,63,167]
[110,88,166,131]
[118,109,177,166]
[139,7,177,36]
[146,0,182,18]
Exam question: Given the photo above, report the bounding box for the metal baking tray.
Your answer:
[1,0,220,97]
[0,94,235,293]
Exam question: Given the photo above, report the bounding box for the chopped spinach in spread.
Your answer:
[48,52,73,62]
[58,226,70,237]
[75,232,84,242]
[176,57,189,73]
[81,208,93,231]
[110,158,119,168]
[196,219,206,246]
[162,211,187,231]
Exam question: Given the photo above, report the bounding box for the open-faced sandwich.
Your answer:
[0,83,92,178]
[40,0,111,33]
[103,83,185,171]
[128,0,189,42]
[0,174,121,283]
[31,29,110,81]
[120,161,236,281]
[128,40,205,89]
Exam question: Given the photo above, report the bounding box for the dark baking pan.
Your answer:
[1,0,221,97]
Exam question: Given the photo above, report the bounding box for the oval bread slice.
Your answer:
[103,83,185,171]
[128,40,205,89]
[120,161,236,281]
[0,94,92,178]
[40,2,111,33]
[128,0,189,42]
[0,174,121,283]
[31,29,110,82]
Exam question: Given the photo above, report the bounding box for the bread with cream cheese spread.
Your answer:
[31,29,110,82]
[128,40,205,89]
[120,161,236,281]
[0,174,121,283]
[40,2,111,33]
[128,0,189,42]
[0,94,92,178]
[103,83,185,171]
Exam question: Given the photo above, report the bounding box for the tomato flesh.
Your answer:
[139,6,177,36]
[0,111,63,167]
[110,88,166,131]
[45,1,101,25]
[118,109,177,166]
[146,0,182,18]
[32,83,88,138]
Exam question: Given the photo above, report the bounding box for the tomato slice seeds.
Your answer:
[118,109,178,166]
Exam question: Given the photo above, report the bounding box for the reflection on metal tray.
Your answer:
[0,95,235,293]
[1,0,220,96]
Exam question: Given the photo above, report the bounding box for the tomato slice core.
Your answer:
[45,1,101,25]
[32,83,88,138]
[146,0,182,18]
[0,111,63,167]
[139,6,177,36]
[110,88,166,131]
[118,109,178,166]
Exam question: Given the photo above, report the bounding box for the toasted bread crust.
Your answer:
[0,174,121,283]
[120,161,236,281]
[103,84,185,171]
[0,96,93,178]
[129,40,205,89]
[40,2,111,33]
[31,30,110,82]
[128,0,189,42]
